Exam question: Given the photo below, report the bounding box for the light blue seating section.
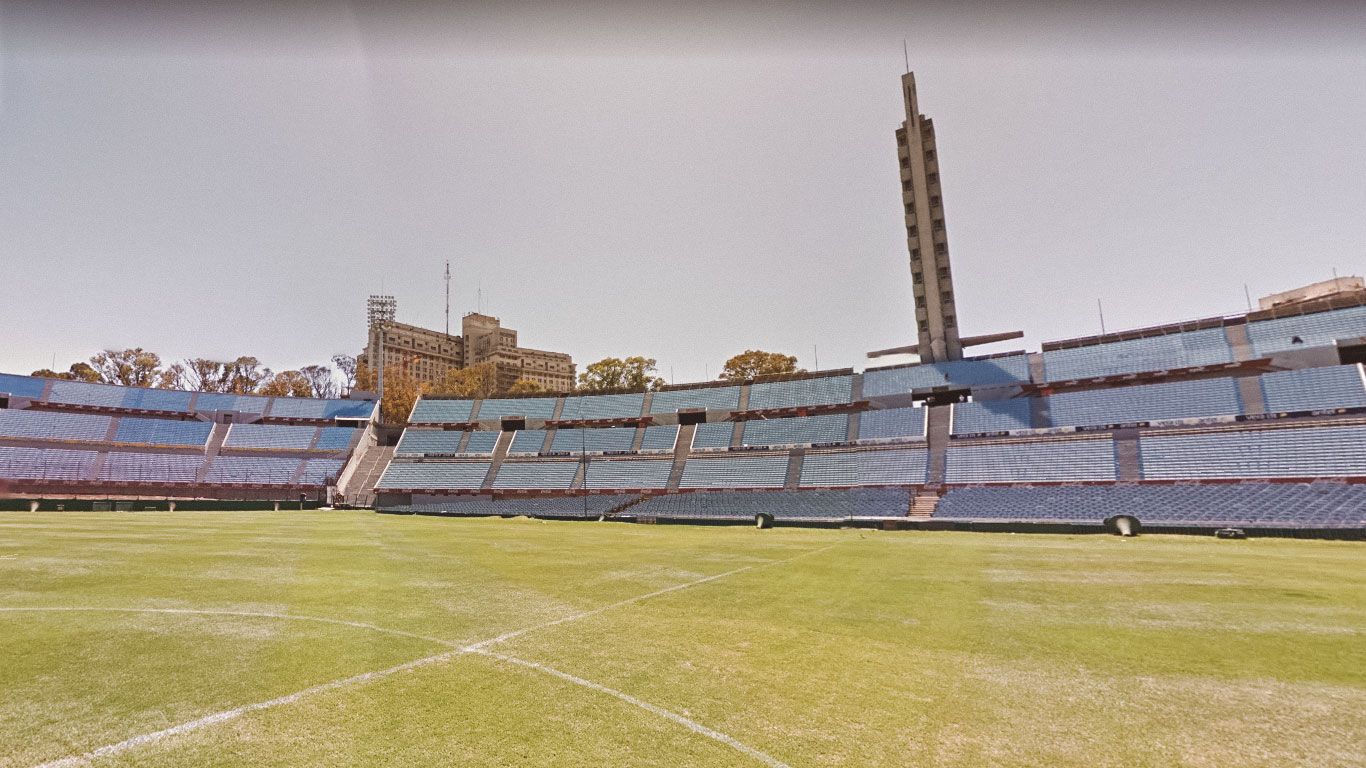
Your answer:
[746,375,852,410]
[1048,377,1243,427]
[1247,305,1366,356]
[377,462,490,490]
[476,397,557,420]
[114,417,211,447]
[648,386,742,414]
[952,399,1033,435]
[462,431,500,455]
[99,452,202,483]
[396,430,465,456]
[0,446,98,480]
[314,427,357,451]
[639,425,679,452]
[863,356,1031,395]
[935,483,1366,529]
[625,488,912,520]
[560,392,645,420]
[550,427,636,454]
[741,414,848,447]
[194,392,271,414]
[1042,327,1233,381]
[583,459,673,489]
[224,424,316,450]
[1139,425,1366,479]
[799,448,928,487]
[204,456,301,484]
[0,373,47,399]
[508,429,549,455]
[122,387,195,413]
[0,409,112,443]
[48,380,125,408]
[267,397,374,420]
[946,439,1117,483]
[680,454,789,488]
[299,459,344,485]
[858,407,926,441]
[493,461,578,490]
[410,399,475,424]
[690,422,735,450]
[1261,365,1366,413]
[392,495,636,518]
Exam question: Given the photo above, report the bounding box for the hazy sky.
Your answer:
[2,1,1364,384]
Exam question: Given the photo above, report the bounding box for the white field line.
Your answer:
[477,650,793,768]
[23,542,838,768]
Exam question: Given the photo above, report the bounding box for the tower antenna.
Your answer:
[444,260,451,336]
[903,39,909,73]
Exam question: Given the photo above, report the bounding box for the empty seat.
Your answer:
[1247,305,1366,357]
[560,392,645,420]
[583,459,673,489]
[1260,365,1366,413]
[746,375,853,410]
[0,409,112,443]
[475,397,557,420]
[799,448,928,486]
[507,429,550,455]
[638,425,679,452]
[410,399,476,424]
[224,424,317,450]
[946,439,1117,483]
[396,429,466,456]
[863,356,1030,395]
[114,417,211,447]
[377,461,491,490]
[1042,327,1233,380]
[740,414,848,447]
[99,452,202,483]
[690,422,735,450]
[0,446,98,481]
[492,461,578,490]
[0,373,47,399]
[1047,377,1243,427]
[858,407,926,441]
[952,399,1033,435]
[679,454,789,488]
[1140,425,1366,479]
[648,386,742,414]
[550,427,636,454]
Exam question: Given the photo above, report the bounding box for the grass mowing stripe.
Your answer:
[29,542,837,767]
[477,650,793,768]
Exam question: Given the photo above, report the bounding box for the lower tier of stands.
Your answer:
[934,483,1364,529]
[0,446,343,487]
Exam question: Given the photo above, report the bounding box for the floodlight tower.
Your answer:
[367,294,397,396]
[444,261,452,337]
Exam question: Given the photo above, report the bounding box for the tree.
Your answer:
[156,364,187,390]
[719,350,802,382]
[507,378,546,395]
[259,370,313,398]
[181,359,230,392]
[31,362,102,382]
[224,356,271,394]
[89,348,163,387]
[300,364,338,399]
[332,354,358,393]
[577,356,666,391]
[436,362,500,399]
[376,362,426,426]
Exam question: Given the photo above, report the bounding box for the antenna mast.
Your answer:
[444,260,451,336]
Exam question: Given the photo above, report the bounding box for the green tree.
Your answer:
[89,348,163,387]
[225,356,271,394]
[577,356,666,391]
[719,350,803,382]
[31,362,102,382]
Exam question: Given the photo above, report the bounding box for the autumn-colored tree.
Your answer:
[376,362,427,426]
[89,348,163,387]
[299,365,338,399]
[436,362,500,399]
[719,350,803,382]
[156,364,187,390]
[259,370,313,398]
[354,361,378,393]
[577,356,666,391]
[225,356,272,394]
[507,378,546,395]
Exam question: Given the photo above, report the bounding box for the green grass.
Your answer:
[1,512,1363,767]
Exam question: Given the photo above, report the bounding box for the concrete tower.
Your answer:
[896,72,962,362]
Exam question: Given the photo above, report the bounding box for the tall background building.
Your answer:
[361,298,576,393]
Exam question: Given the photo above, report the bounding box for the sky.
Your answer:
[2,1,1364,385]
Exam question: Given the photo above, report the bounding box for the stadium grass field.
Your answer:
[1,512,1362,768]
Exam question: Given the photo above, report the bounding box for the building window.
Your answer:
[925,150,935,161]
[907,225,918,238]
[934,243,947,255]
[931,195,941,208]
[899,155,909,168]
[937,267,949,279]
[932,218,944,231]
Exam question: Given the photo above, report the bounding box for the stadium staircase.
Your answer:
[344,445,394,508]
[1114,428,1141,482]
[195,423,230,484]
[909,491,939,519]
[666,424,695,490]
[924,405,952,485]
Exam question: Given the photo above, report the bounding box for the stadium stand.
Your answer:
[951,399,1033,435]
[639,425,679,452]
[0,446,98,481]
[507,429,550,455]
[934,483,1365,529]
[858,407,926,442]
[624,488,912,520]
[393,494,637,518]
[746,375,853,410]
[690,422,735,450]
[1042,327,1233,380]
[583,459,673,489]
[1047,377,1243,427]
[396,429,466,457]
[1260,365,1366,413]
[376,462,491,490]
[0,373,48,399]
[1247,304,1366,356]
[224,424,318,451]
[475,397,557,420]
[799,448,928,486]
[493,461,578,490]
[679,454,789,488]
[740,414,848,447]
[863,355,1030,395]
[114,417,212,447]
[0,409,113,443]
[945,438,1117,483]
[550,427,636,454]
[410,399,475,424]
[559,392,645,420]
[647,385,742,414]
[1139,424,1366,479]
[98,452,202,484]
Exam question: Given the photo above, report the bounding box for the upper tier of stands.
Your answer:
[0,372,374,421]
[1042,327,1234,381]
[863,355,1030,394]
[1246,304,1366,357]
